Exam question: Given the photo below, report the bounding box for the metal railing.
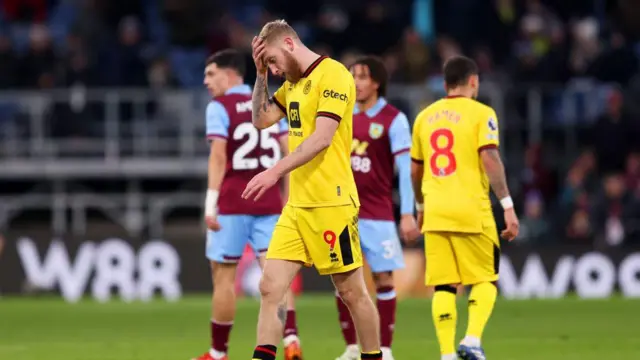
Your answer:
[0,81,616,235]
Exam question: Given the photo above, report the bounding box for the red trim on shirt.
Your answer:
[317,111,341,122]
[478,144,498,152]
[392,148,410,156]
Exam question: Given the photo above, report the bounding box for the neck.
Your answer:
[446,86,474,98]
[225,79,244,93]
[357,96,379,113]
[296,46,321,75]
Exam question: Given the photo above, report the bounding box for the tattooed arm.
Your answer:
[270,116,338,177]
[252,74,285,129]
[480,147,511,199]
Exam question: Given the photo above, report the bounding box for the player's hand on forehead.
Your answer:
[252,36,267,73]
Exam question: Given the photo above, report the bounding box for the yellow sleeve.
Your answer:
[410,115,424,163]
[316,72,351,122]
[271,84,287,114]
[478,108,500,151]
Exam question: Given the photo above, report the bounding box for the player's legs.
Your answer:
[251,214,303,359]
[335,220,403,360]
[363,220,403,359]
[450,228,500,359]
[200,215,251,360]
[253,206,310,360]
[424,231,461,360]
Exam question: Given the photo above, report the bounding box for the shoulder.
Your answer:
[318,58,352,81]
[206,100,226,114]
[467,99,496,116]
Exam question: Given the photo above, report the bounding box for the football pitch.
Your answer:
[1,295,637,359]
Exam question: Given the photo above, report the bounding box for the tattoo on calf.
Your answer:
[277,303,287,326]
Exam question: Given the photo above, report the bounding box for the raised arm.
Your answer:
[252,73,286,129]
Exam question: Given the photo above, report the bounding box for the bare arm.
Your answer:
[271,116,338,177]
[252,74,285,129]
[208,140,227,191]
[410,160,424,205]
[278,135,290,203]
[480,147,510,199]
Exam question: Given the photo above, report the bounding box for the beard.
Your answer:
[283,52,303,83]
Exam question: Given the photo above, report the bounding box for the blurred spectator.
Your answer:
[2,0,47,24]
[626,153,640,191]
[162,0,212,87]
[591,88,633,174]
[517,191,550,244]
[107,16,149,87]
[559,150,597,208]
[19,24,55,88]
[0,34,18,88]
[566,208,593,243]
[519,143,555,202]
[592,173,634,247]
[399,27,431,84]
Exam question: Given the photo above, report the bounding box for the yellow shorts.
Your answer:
[424,226,500,286]
[266,203,362,275]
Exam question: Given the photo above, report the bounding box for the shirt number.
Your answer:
[351,156,371,173]
[429,128,456,176]
[232,123,281,170]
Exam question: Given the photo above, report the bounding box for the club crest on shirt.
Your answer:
[303,80,312,95]
[369,123,384,139]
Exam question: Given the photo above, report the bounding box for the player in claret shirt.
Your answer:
[197,48,302,360]
[334,56,421,360]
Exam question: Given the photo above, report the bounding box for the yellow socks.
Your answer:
[431,286,457,356]
[465,282,497,341]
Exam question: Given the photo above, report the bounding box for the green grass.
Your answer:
[1,295,638,359]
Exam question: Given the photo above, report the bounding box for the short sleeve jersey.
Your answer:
[410,95,500,233]
[272,56,359,208]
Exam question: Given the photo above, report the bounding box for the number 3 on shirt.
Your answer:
[429,128,456,176]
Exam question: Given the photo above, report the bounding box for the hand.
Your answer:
[242,168,280,201]
[416,211,424,232]
[205,215,221,232]
[252,36,267,74]
[501,207,519,241]
[399,214,421,245]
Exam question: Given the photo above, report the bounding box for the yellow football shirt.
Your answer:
[272,56,359,208]
[410,95,499,233]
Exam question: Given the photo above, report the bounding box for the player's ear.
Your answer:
[469,74,479,89]
[283,37,295,52]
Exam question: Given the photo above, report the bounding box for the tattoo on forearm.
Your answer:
[483,149,510,199]
[276,303,287,326]
[252,76,269,123]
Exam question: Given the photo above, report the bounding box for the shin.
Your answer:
[256,259,302,346]
[332,267,381,353]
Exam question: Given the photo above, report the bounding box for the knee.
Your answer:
[258,272,285,303]
[336,283,368,308]
[372,271,393,289]
[434,284,458,295]
[212,263,236,294]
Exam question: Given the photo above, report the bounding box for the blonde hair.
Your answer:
[259,19,299,43]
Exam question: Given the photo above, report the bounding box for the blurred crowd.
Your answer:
[1,0,640,246]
